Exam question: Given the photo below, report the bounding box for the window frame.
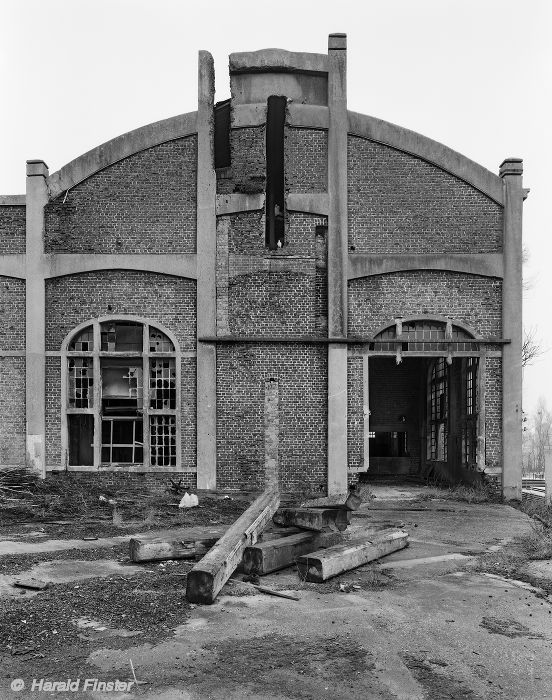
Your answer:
[61,316,182,472]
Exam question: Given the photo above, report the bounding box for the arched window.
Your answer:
[64,318,180,470]
[372,319,478,353]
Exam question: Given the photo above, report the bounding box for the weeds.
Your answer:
[418,482,500,504]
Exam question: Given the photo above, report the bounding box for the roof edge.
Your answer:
[348,111,503,205]
[230,49,328,75]
[47,112,198,199]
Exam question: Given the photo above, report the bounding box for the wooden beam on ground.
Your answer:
[186,487,279,604]
[129,535,217,563]
[301,491,362,511]
[273,507,349,532]
[296,528,408,582]
[243,530,344,575]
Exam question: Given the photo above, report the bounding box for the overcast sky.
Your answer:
[1,0,550,418]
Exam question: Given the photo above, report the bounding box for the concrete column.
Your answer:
[327,33,349,494]
[25,160,48,477]
[196,51,217,489]
[500,158,524,500]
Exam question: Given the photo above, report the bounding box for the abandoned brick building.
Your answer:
[0,35,525,499]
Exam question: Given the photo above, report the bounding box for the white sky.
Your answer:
[1,0,550,417]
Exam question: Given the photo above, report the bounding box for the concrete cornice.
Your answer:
[0,255,26,278]
[347,112,504,206]
[286,193,329,216]
[47,112,198,199]
[229,49,328,75]
[348,253,504,280]
[216,193,264,216]
[287,104,329,130]
[44,253,197,280]
[0,195,26,206]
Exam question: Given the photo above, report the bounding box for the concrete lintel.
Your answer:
[231,104,266,128]
[287,104,329,130]
[286,193,329,216]
[0,195,26,206]
[0,255,26,279]
[47,112,198,199]
[44,253,197,280]
[229,49,328,75]
[348,253,504,280]
[216,193,264,216]
[348,111,504,205]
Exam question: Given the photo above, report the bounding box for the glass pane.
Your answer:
[68,358,93,408]
[150,358,176,410]
[100,321,142,352]
[69,326,94,352]
[149,328,175,353]
[150,415,177,467]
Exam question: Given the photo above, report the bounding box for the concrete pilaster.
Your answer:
[196,51,217,489]
[25,160,48,477]
[500,158,524,500]
[327,34,348,494]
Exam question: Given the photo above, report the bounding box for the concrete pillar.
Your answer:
[500,158,524,500]
[25,159,48,477]
[544,446,552,505]
[327,33,349,495]
[196,51,217,489]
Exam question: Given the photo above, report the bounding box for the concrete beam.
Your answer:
[348,253,504,280]
[500,158,524,501]
[231,104,266,128]
[286,193,329,216]
[25,159,48,477]
[216,193,264,216]
[326,33,349,495]
[196,51,217,490]
[0,255,26,279]
[348,111,503,205]
[287,104,329,130]
[44,253,197,279]
[0,195,26,206]
[229,49,328,75]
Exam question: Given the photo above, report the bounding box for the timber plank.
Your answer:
[273,507,349,532]
[186,488,279,604]
[301,492,362,511]
[296,528,408,582]
[243,530,343,575]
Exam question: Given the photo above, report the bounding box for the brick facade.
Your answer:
[348,136,503,254]
[45,137,197,255]
[0,358,25,466]
[0,206,26,254]
[285,128,328,193]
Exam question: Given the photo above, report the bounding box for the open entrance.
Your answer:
[363,319,481,483]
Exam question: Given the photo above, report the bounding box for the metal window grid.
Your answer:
[68,358,93,408]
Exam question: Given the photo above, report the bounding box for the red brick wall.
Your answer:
[0,277,25,351]
[45,470,197,495]
[44,271,196,471]
[347,136,503,254]
[44,137,197,254]
[285,128,327,193]
[348,272,502,339]
[216,344,327,493]
[0,206,26,254]
[0,358,25,466]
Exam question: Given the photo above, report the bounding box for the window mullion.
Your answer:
[93,321,101,469]
[143,322,150,469]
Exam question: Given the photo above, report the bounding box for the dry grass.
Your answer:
[418,482,500,504]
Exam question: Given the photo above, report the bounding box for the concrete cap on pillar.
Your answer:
[499,158,523,177]
[26,160,49,177]
[329,33,347,50]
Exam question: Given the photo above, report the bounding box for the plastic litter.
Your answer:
[178,492,199,508]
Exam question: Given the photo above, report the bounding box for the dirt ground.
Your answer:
[0,485,551,699]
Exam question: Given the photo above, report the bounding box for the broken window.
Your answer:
[68,326,93,352]
[100,321,142,352]
[372,320,478,353]
[150,415,177,467]
[65,320,179,469]
[265,95,287,250]
[428,358,448,462]
[68,358,93,408]
[462,357,478,468]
